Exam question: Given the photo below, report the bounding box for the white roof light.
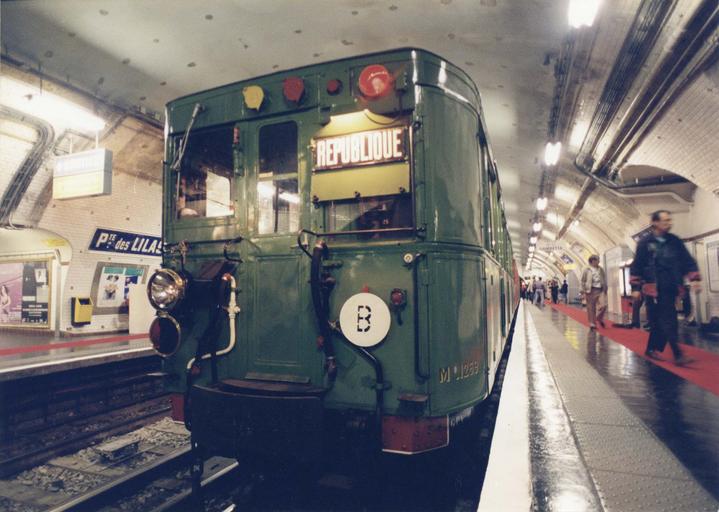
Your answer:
[536,197,548,211]
[569,0,601,28]
[533,222,542,232]
[530,236,538,244]
[544,142,562,166]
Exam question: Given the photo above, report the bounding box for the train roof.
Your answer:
[166,47,480,109]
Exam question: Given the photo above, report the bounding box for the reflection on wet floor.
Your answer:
[549,307,719,500]
[525,313,602,511]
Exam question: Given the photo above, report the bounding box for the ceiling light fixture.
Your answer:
[536,197,548,211]
[544,142,562,166]
[0,77,106,133]
[530,236,538,244]
[533,222,542,232]
[568,0,601,28]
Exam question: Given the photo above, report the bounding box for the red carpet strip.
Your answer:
[0,333,149,357]
[548,302,719,397]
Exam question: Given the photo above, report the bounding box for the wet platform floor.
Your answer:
[523,302,719,511]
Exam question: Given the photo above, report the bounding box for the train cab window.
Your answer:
[257,121,299,234]
[325,194,412,236]
[175,126,234,220]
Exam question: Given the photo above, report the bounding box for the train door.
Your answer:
[483,259,502,390]
[239,116,324,385]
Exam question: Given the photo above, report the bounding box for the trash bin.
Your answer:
[71,297,93,326]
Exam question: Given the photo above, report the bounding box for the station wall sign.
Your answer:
[53,148,113,199]
[89,228,162,257]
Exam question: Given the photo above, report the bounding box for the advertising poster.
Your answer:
[92,264,147,314]
[0,260,50,327]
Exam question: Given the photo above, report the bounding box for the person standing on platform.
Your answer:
[630,210,701,365]
[534,277,546,307]
[550,280,559,304]
[581,255,607,329]
[560,280,569,304]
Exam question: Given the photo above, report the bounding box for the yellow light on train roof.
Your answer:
[243,85,264,110]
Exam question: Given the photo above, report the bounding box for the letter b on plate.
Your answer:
[340,293,391,347]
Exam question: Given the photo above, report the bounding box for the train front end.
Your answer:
[148,49,496,464]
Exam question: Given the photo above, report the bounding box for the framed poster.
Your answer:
[707,241,719,293]
[90,263,149,315]
[0,259,52,328]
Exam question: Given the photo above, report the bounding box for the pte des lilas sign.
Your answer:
[89,228,162,257]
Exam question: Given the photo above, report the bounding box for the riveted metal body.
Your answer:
[157,49,517,460]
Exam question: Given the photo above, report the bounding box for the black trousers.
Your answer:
[631,295,644,327]
[645,293,683,358]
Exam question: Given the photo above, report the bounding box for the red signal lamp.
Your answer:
[149,314,181,357]
[326,79,342,95]
[358,64,394,99]
[390,288,407,308]
[283,76,305,103]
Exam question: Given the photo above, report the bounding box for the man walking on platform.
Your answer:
[630,210,701,365]
[534,277,546,308]
[559,280,569,304]
[581,255,607,329]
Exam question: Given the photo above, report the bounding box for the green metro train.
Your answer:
[147,48,519,468]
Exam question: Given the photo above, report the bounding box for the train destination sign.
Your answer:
[314,126,407,171]
[89,228,162,257]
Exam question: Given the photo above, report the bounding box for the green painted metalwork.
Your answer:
[158,48,516,424]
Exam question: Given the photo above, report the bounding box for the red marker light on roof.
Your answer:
[283,76,305,103]
[326,79,342,95]
[358,64,394,99]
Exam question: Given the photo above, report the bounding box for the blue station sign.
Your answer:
[89,228,162,257]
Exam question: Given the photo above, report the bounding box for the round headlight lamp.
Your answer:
[147,268,187,312]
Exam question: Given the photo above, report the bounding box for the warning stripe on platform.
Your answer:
[0,334,149,357]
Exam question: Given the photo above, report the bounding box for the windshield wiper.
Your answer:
[170,102,204,172]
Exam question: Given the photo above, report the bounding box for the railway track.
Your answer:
[1,323,514,511]
[0,418,190,512]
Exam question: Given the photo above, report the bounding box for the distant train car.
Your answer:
[147,48,517,468]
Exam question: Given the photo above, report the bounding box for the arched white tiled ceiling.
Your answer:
[626,66,719,194]
[589,0,703,165]
[0,0,571,257]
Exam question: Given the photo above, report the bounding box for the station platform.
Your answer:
[480,302,719,512]
[0,330,153,381]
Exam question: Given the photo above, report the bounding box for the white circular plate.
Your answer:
[339,292,391,348]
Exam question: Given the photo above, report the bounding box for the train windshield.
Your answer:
[257,121,300,235]
[174,125,234,220]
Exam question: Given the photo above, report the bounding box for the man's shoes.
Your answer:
[685,320,698,327]
[644,350,663,360]
[589,323,596,330]
[599,319,606,328]
[674,355,695,366]
[643,324,651,331]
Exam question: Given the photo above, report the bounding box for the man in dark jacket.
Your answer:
[630,210,701,365]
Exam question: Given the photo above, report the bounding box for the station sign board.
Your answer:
[53,148,113,199]
[88,228,162,257]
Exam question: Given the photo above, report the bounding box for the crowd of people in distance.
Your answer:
[521,277,568,308]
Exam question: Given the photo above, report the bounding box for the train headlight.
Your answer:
[149,313,181,357]
[147,269,187,311]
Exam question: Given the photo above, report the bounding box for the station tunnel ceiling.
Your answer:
[1,0,717,271]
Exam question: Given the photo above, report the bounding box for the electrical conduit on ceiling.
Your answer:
[0,105,55,226]
[557,0,683,239]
